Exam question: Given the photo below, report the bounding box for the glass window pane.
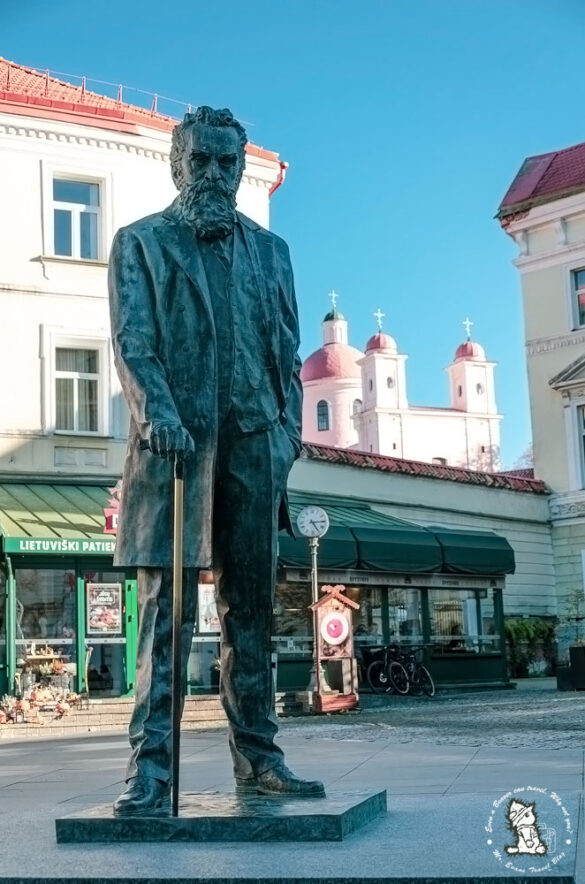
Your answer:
[78,378,98,432]
[54,209,72,256]
[55,377,75,430]
[345,585,383,642]
[578,291,585,326]
[388,587,423,644]
[80,210,98,259]
[317,400,329,431]
[53,179,99,206]
[56,348,98,374]
[15,569,76,640]
[429,588,480,653]
[273,582,312,637]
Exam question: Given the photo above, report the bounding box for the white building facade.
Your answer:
[0,59,285,480]
[301,307,502,470]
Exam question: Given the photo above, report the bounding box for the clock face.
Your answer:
[296,506,330,538]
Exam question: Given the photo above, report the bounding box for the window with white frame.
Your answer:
[53,178,101,260]
[55,347,100,434]
[573,268,585,327]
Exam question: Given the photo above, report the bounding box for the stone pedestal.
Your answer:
[55,789,386,843]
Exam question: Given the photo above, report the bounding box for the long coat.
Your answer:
[108,202,302,568]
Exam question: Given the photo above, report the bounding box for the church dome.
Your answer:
[323,309,346,322]
[365,332,397,354]
[454,340,486,361]
[300,342,364,382]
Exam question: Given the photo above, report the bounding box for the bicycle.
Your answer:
[398,645,435,697]
[366,644,410,695]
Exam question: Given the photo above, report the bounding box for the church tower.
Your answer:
[446,319,497,415]
[353,309,408,455]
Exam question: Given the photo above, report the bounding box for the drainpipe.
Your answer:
[6,557,16,694]
[269,161,289,197]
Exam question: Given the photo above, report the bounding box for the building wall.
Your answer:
[0,109,281,478]
[503,190,585,634]
[289,456,555,618]
[302,378,361,449]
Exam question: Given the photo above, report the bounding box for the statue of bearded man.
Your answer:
[108,106,324,816]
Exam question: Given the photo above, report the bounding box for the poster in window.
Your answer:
[198,583,220,634]
[86,583,122,635]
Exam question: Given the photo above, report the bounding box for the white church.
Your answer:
[300,295,502,471]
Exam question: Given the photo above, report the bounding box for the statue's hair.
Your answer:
[170,106,247,190]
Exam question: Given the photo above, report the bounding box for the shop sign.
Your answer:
[5,537,116,555]
[86,583,123,634]
[198,583,220,634]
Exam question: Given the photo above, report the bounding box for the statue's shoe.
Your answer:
[113,775,171,817]
[236,764,325,798]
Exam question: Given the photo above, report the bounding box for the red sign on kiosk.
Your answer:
[311,584,360,714]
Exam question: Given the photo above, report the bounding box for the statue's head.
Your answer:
[170,106,247,239]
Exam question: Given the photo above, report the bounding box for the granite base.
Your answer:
[55,789,386,843]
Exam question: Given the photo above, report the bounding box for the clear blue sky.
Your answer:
[4,0,585,467]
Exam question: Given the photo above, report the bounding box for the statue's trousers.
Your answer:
[126,415,295,784]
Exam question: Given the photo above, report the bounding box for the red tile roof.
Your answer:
[0,57,279,162]
[301,443,547,494]
[499,141,585,223]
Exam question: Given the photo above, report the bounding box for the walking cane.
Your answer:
[140,440,184,817]
[171,452,184,817]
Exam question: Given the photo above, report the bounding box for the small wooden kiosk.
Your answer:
[311,584,359,713]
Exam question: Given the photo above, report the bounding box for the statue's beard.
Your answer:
[177,179,237,240]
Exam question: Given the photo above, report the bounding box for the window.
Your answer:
[55,347,100,433]
[573,269,585,327]
[369,379,373,392]
[457,384,463,397]
[432,457,447,465]
[352,399,362,414]
[476,383,484,394]
[317,400,329,431]
[429,588,500,654]
[387,376,394,389]
[579,406,585,477]
[53,178,100,259]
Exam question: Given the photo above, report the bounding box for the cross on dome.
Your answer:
[463,317,473,340]
[374,307,385,331]
[328,290,339,310]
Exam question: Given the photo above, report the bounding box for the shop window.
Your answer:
[15,568,77,693]
[429,588,499,654]
[573,268,585,327]
[317,400,329,432]
[387,587,423,644]
[56,347,100,433]
[273,582,312,639]
[53,177,101,260]
[346,586,383,643]
[82,569,127,696]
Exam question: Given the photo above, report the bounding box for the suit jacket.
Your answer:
[108,201,302,568]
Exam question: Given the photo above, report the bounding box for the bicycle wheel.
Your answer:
[366,660,390,693]
[388,661,409,695]
[413,665,435,697]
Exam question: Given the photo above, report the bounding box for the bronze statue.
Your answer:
[108,106,324,816]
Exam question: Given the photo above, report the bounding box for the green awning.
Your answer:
[0,482,115,556]
[278,525,358,569]
[352,525,442,573]
[430,526,515,575]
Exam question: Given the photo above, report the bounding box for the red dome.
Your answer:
[365,332,397,353]
[300,343,364,382]
[454,340,486,361]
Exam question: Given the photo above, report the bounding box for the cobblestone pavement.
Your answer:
[279,681,585,749]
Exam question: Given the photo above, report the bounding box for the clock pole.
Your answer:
[309,536,320,696]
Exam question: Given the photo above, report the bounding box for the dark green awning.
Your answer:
[352,525,442,573]
[431,526,515,575]
[278,525,358,569]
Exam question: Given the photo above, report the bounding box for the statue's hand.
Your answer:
[147,422,195,461]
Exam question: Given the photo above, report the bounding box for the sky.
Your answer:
[3,0,585,468]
